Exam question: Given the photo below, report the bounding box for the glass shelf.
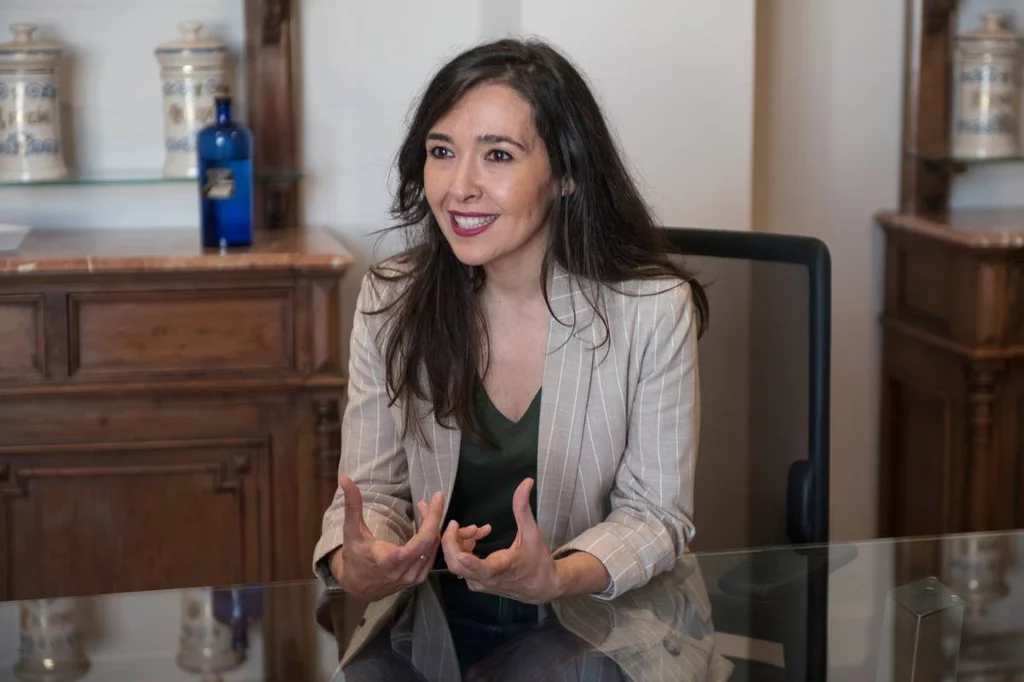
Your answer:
[912,152,1024,166]
[0,169,302,188]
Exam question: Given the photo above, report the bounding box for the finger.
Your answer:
[414,549,435,584]
[511,478,538,539]
[480,548,516,576]
[474,524,493,540]
[441,520,465,571]
[457,524,492,540]
[339,476,370,542]
[455,549,513,581]
[403,524,439,561]
[404,491,445,558]
[454,524,491,555]
[421,491,445,536]
[398,544,434,585]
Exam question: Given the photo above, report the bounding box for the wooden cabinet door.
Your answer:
[1008,362,1024,529]
[0,438,271,600]
[880,331,970,537]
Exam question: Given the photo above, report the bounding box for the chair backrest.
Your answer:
[660,227,831,551]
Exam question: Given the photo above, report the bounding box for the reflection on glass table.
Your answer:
[2,531,1024,681]
[696,530,1024,682]
[0,556,726,682]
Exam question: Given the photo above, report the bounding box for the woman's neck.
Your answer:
[482,264,543,305]
[481,224,549,305]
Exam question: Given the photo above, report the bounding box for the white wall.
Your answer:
[754,0,904,544]
[516,0,755,232]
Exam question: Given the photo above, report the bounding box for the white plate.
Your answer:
[0,223,29,252]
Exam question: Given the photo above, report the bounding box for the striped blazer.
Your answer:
[313,264,700,681]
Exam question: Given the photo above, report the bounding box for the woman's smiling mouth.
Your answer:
[450,211,499,237]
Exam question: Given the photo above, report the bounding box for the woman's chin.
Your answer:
[447,244,494,268]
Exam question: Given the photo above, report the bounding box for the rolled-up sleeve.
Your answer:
[554,281,699,599]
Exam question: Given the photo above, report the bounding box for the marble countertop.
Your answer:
[876,209,1024,249]
[0,227,355,276]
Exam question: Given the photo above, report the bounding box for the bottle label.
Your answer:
[203,167,236,200]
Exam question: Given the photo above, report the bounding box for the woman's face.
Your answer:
[423,83,557,273]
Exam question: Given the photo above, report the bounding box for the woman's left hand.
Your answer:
[441,478,564,604]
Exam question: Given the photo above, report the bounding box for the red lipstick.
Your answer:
[449,211,498,238]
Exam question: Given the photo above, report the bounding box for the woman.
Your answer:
[314,37,708,681]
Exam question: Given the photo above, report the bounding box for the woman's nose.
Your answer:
[450,158,481,201]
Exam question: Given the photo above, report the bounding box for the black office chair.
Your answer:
[659,227,834,682]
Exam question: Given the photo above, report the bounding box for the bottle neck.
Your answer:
[215,98,232,126]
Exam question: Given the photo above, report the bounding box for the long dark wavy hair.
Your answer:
[371,38,709,445]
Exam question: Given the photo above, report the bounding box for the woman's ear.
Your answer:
[560,177,576,197]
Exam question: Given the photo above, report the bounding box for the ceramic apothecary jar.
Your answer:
[0,23,68,182]
[155,22,229,178]
[953,12,1023,159]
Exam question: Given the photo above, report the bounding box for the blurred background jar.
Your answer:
[14,598,89,682]
[0,23,68,182]
[155,22,229,179]
[176,588,244,680]
[952,12,1022,159]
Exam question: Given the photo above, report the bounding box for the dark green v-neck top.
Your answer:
[447,384,541,558]
[437,384,541,626]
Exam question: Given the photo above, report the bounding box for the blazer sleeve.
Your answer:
[311,272,415,576]
[554,280,699,599]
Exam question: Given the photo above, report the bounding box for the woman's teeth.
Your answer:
[453,215,498,229]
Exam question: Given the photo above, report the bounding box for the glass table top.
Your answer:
[1,530,1022,681]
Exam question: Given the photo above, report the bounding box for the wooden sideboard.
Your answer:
[878,210,1024,538]
[0,227,352,602]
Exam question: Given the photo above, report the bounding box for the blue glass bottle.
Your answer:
[197,86,253,247]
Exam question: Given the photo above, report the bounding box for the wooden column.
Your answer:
[900,0,959,213]
[244,0,301,229]
[967,362,1001,530]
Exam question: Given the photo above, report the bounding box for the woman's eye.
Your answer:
[428,146,453,159]
[486,149,513,163]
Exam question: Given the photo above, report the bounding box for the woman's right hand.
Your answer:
[330,476,446,601]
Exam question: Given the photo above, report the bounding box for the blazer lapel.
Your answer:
[536,268,597,546]
[407,402,461,520]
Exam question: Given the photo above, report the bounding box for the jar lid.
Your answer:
[961,12,1021,41]
[0,23,62,67]
[155,22,227,55]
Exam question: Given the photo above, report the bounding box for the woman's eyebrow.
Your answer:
[477,133,526,151]
[426,131,527,151]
